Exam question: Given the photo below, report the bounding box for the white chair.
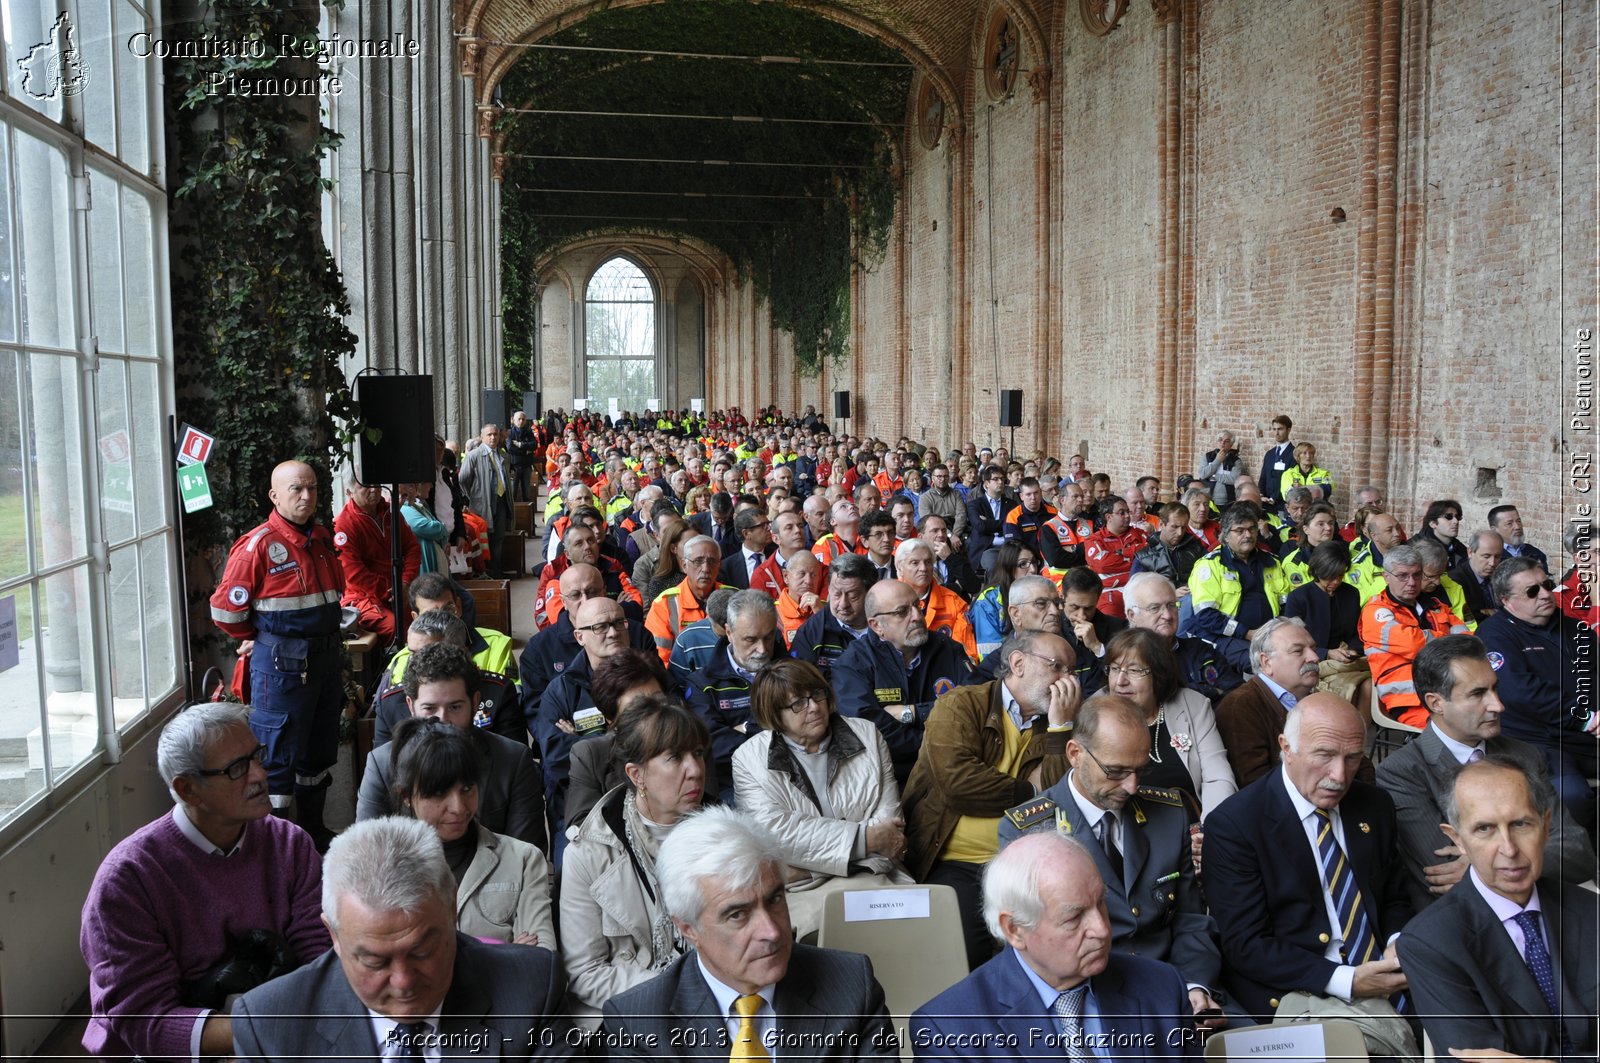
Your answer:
[1370,685,1421,763]
[816,884,968,1062]
[1203,1017,1369,1062]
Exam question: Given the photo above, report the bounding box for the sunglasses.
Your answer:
[1518,579,1556,599]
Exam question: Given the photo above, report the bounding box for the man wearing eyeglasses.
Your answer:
[833,580,974,787]
[966,464,1015,574]
[1359,543,1470,729]
[535,596,638,857]
[1476,556,1600,834]
[80,703,329,1062]
[998,694,1226,1028]
[900,628,1080,970]
[1125,573,1243,706]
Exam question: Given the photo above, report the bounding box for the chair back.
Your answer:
[817,884,969,1061]
[1202,1018,1369,1063]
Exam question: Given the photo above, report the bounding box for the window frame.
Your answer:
[0,0,180,843]
[581,254,662,413]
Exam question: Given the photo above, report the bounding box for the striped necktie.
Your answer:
[1313,808,1377,965]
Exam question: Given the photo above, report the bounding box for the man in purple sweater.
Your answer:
[80,703,328,1060]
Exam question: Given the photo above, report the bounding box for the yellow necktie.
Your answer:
[731,993,769,1062]
[493,451,505,497]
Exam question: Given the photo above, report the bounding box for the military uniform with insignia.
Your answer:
[998,776,1222,991]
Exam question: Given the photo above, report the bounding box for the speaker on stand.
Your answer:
[1000,389,1023,458]
[355,372,437,641]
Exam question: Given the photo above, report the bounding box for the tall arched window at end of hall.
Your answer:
[584,256,658,413]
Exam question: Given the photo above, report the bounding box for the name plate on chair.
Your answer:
[1222,1024,1326,1060]
[842,889,930,922]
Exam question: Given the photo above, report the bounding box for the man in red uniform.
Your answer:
[209,460,344,848]
[333,470,420,645]
[1083,496,1150,611]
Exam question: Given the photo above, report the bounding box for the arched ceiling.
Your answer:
[479,0,938,367]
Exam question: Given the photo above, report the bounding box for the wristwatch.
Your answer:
[898,706,916,725]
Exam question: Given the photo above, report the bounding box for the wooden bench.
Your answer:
[499,531,529,579]
[459,578,512,636]
[514,501,536,535]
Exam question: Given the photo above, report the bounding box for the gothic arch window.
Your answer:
[584,256,658,413]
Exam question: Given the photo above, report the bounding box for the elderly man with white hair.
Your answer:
[600,807,896,1059]
[1123,572,1242,705]
[896,537,978,659]
[80,703,328,1061]
[232,817,570,1060]
[911,831,1196,1060]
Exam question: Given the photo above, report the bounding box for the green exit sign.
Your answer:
[179,464,214,513]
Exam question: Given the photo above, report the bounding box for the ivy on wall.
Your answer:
[497,0,911,376]
[167,0,358,549]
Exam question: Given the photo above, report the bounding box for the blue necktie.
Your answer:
[1052,985,1092,1063]
[1313,809,1377,965]
[1514,911,1573,1055]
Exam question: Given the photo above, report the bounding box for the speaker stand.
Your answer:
[388,486,406,646]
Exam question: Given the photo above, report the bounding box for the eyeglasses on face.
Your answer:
[783,691,829,715]
[1518,579,1556,599]
[1107,662,1152,680]
[1018,597,1064,612]
[870,603,918,621]
[1082,743,1143,782]
[193,744,267,781]
[576,617,628,635]
[1021,649,1073,674]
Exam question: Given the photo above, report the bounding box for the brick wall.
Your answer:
[522,0,1589,553]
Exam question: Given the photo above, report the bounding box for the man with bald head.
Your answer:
[1350,511,1404,603]
[833,578,975,785]
[1205,695,1415,1050]
[537,595,634,855]
[211,460,346,847]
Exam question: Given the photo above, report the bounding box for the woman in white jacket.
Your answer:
[390,718,554,947]
[733,659,912,939]
[559,696,708,1026]
[1103,627,1238,820]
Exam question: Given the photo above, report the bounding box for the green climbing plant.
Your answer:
[496,0,911,375]
[167,0,359,549]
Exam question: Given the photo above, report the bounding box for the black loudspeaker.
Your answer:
[532,390,543,417]
[482,388,513,429]
[834,391,851,419]
[355,374,436,484]
[1000,389,1023,428]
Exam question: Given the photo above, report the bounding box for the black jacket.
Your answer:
[832,629,974,785]
[1131,534,1209,588]
[788,608,867,672]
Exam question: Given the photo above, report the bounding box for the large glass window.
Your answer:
[0,0,177,830]
[584,257,658,412]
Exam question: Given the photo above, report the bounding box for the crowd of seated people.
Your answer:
[80,404,1597,1061]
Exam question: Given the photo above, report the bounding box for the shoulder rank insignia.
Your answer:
[1004,797,1058,831]
[1136,786,1184,808]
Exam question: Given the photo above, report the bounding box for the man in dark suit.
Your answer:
[966,464,1012,573]
[1450,529,1503,624]
[1204,695,1414,1040]
[717,507,776,590]
[233,818,570,1061]
[1377,636,1595,911]
[997,695,1225,1027]
[1396,755,1598,1059]
[1258,415,1296,509]
[600,806,896,1060]
[911,831,1197,1060]
[355,644,548,853]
